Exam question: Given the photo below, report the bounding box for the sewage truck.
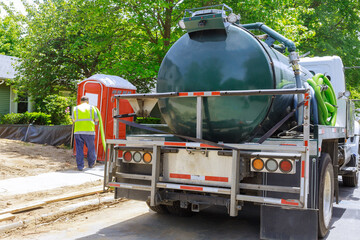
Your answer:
[104,4,359,239]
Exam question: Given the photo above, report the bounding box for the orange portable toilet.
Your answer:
[74,74,136,161]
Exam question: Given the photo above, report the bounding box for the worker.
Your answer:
[72,96,99,171]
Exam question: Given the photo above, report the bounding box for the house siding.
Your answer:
[0,84,10,114]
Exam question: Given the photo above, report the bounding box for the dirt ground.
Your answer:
[0,139,77,180]
[2,195,127,240]
[0,138,108,239]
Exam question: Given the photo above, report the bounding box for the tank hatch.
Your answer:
[179,4,240,33]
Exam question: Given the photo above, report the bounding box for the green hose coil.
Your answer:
[307,73,337,126]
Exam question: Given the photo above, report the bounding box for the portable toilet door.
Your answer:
[75,74,136,161]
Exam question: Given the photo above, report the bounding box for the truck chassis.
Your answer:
[104,87,359,239]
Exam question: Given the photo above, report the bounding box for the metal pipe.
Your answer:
[115,88,307,99]
[242,22,296,52]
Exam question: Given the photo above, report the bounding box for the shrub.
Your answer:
[135,117,161,124]
[37,95,72,125]
[0,112,51,125]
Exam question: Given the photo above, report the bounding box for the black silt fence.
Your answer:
[0,124,72,146]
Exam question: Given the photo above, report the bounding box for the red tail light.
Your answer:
[279,160,292,173]
[123,151,132,162]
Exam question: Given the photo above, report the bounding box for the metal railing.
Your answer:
[104,87,311,216]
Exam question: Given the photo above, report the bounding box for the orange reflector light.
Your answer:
[252,158,264,171]
[123,151,132,162]
[280,159,292,173]
[143,152,152,163]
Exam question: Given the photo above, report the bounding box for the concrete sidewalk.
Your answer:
[0,165,104,196]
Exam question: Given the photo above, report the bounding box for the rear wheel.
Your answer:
[342,154,359,187]
[146,199,169,214]
[318,153,334,238]
[342,172,359,187]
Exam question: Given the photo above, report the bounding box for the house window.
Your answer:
[17,94,28,113]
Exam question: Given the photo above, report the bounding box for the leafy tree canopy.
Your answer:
[1,0,360,108]
[8,0,132,108]
[0,15,22,56]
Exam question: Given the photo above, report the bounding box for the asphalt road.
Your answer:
[28,178,360,240]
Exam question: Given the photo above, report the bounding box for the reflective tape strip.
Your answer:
[205,176,228,182]
[200,143,218,148]
[170,173,191,179]
[178,91,221,97]
[304,93,310,107]
[281,199,300,206]
[163,183,180,189]
[170,173,229,182]
[304,141,308,147]
[237,195,300,206]
[180,185,203,191]
[265,197,282,205]
[74,119,92,122]
[203,187,220,193]
[164,142,219,148]
[160,183,221,193]
[300,178,305,198]
[190,175,205,181]
[280,143,297,146]
[74,131,95,135]
[185,142,201,148]
[301,161,305,178]
[108,183,133,189]
[332,128,337,133]
[164,142,186,147]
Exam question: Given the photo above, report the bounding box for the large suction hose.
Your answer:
[307,73,337,126]
[94,107,106,151]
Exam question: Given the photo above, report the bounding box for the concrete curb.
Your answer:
[0,196,118,234]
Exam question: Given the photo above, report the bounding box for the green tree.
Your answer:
[0,15,22,56]
[4,0,360,105]
[12,0,130,108]
[298,0,360,97]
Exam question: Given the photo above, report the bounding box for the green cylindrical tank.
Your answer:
[157,24,311,143]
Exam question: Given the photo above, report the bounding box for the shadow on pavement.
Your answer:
[76,204,260,240]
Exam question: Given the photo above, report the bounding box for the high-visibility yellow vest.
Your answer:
[73,103,96,134]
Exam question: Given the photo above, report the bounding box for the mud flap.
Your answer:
[260,205,318,240]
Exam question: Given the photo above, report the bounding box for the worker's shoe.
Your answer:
[89,163,96,168]
[77,168,83,171]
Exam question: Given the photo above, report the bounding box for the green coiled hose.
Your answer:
[94,106,106,151]
[307,73,337,126]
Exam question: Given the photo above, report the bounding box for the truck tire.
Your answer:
[146,199,169,214]
[342,172,359,187]
[318,153,334,238]
[342,154,359,187]
[166,201,193,217]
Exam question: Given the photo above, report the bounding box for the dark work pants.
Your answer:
[75,134,96,170]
